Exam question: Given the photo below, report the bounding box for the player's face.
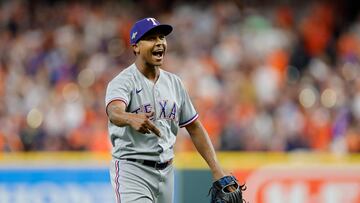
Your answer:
[134,32,167,67]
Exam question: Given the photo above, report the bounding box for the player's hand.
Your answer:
[225,185,237,192]
[212,170,237,192]
[130,112,161,137]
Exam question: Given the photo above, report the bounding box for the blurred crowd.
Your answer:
[0,0,359,153]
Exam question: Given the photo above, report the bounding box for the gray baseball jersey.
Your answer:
[105,63,198,162]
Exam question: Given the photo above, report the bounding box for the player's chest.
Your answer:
[128,81,180,120]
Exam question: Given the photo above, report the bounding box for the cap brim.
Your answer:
[153,24,173,36]
[141,24,173,39]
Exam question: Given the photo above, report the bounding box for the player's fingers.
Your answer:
[145,112,154,118]
[151,128,161,137]
[149,125,161,137]
[226,185,237,192]
[146,121,161,137]
[138,126,150,134]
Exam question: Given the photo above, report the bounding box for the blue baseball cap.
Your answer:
[130,17,173,45]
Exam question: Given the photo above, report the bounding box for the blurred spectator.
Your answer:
[0,0,359,153]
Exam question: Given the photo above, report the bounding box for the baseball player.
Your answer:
[105,17,235,203]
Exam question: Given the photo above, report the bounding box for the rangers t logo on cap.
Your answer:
[130,17,173,45]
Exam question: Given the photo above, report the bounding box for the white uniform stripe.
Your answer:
[179,113,199,127]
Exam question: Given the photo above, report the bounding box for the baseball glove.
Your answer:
[209,175,246,203]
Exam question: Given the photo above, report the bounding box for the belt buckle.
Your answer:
[154,161,161,170]
[155,161,166,170]
[154,162,158,170]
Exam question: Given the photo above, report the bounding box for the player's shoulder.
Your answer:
[160,68,182,83]
[109,64,136,84]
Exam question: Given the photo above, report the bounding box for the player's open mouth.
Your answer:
[152,50,164,59]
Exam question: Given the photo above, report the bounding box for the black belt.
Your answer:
[126,158,173,170]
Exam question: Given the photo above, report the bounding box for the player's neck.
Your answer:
[135,60,160,82]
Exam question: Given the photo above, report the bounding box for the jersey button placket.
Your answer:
[155,89,160,98]
[152,85,158,120]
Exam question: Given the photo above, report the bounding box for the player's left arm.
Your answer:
[185,119,226,180]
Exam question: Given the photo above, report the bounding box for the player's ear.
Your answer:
[132,43,140,55]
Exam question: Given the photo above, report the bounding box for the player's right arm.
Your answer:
[107,101,161,137]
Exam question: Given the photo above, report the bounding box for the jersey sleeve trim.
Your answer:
[107,97,128,107]
[106,97,128,115]
[179,113,199,128]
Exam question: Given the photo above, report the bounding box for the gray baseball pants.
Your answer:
[110,159,174,203]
